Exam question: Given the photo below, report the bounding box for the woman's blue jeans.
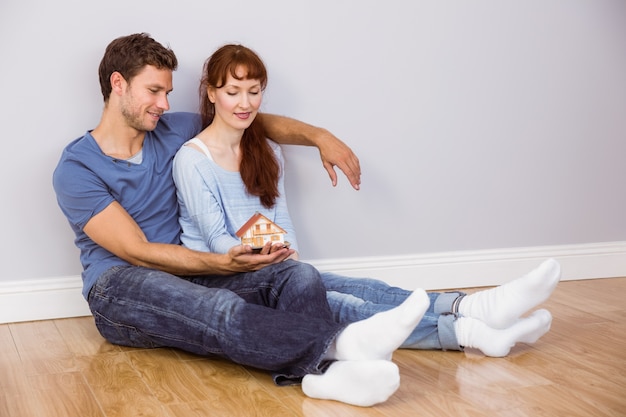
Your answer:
[320,272,463,351]
[87,260,344,384]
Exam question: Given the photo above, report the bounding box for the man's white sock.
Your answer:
[454,309,553,357]
[458,258,560,329]
[332,289,429,361]
[301,360,400,407]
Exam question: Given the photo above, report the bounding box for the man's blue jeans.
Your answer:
[87,260,344,384]
[321,272,463,351]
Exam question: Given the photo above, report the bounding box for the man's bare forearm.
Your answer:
[258,113,362,189]
[258,113,326,147]
[127,242,236,275]
[127,241,291,277]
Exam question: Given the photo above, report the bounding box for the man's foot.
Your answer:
[302,360,400,407]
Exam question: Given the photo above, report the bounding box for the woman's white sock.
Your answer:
[454,309,553,357]
[458,258,560,329]
[332,289,429,361]
[301,360,400,407]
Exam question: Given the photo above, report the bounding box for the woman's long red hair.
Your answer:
[198,44,279,208]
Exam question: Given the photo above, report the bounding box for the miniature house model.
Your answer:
[236,212,287,249]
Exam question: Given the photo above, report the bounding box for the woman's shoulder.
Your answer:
[173,139,210,167]
[266,138,284,157]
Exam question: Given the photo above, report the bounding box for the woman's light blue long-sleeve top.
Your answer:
[172,138,298,254]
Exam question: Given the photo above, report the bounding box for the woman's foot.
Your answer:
[454,309,553,357]
[458,259,560,329]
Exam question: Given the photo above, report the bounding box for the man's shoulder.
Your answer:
[158,112,201,131]
[56,132,95,164]
[150,112,201,147]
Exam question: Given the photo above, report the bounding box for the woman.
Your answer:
[172,44,558,377]
[174,45,296,258]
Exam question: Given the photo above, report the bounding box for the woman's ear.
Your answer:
[207,86,216,104]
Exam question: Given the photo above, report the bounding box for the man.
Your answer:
[53,32,437,407]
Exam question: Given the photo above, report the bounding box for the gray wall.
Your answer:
[1,0,625,284]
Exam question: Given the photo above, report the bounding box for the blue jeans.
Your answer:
[87,260,344,384]
[321,272,463,351]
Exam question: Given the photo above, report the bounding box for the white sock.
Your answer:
[331,289,429,361]
[454,309,552,357]
[458,258,560,329]
[301,360,400,407]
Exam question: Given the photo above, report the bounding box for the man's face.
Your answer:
[119,65,173,132]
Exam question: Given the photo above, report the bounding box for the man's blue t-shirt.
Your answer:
[52,112,202,299]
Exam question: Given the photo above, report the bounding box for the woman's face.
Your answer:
[209,65,263,131]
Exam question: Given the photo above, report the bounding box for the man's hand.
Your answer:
[314,128,361,190]
[228,242,294,271]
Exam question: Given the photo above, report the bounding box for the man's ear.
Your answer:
[110,71,127,96]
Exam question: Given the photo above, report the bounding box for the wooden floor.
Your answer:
[1,278,625,417]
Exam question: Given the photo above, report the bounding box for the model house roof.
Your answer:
[235,212,287,238]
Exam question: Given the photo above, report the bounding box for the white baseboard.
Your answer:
[308,241,626,290]
[0,276,91,325]
[2,241,625,324]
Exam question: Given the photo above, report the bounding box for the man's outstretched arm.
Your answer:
[259,113,361,190]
